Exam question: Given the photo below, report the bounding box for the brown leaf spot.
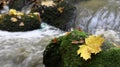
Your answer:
[53,37,57,43]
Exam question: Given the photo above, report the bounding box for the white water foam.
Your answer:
[0,23,63,67]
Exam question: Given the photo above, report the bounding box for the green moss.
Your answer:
[40,1,76,31]
[86,48,120,67]
[0,13,41,32]
[43,36,64,67]
[9,0,25,11]
[43,30,119,67]
[43,30,88,67]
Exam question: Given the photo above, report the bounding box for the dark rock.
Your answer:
[43,30,88,67]
[0,14,41,32]
[40,2,77,31]
[8,0,25,11]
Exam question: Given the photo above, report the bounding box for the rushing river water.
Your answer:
[73,0,120,45]
[0,23,63,67]
[75,0,120,34]
[1,0,120,67]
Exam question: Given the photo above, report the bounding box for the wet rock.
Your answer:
[8,0,25,11]
[40,1,77,31]
[43,30,120,67]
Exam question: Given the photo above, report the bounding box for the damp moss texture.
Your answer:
[0,13,41,32]
[43,30,120,67]
[40,1,76,31]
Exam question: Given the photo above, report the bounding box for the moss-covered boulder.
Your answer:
[0,9,41,32]
[43,30,119,67]
[8,0,25,11]
[39,1,76,31]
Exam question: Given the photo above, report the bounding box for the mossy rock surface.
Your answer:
[8,0,25,11]
[39,1,76,31]
[43,30,119,67]
[0,14,41,32]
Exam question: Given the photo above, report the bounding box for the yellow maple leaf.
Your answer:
[77,45,92,60]
[33,12,40,16]
[10,17,18,22]
[16,12,24,16]
[57,7,64,13]
[85,35,104,54]
[19,22,24,26]
[77,35,104,60]
[41,1,56,7]
[9,9,17,15]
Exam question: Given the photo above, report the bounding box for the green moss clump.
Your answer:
[39,1,76,31]
[85,48,120,67]
[0,12,41,32]
[43,30,120,67]
[8,0,25,11]
[43,36,64,67]
[43,30,88,67]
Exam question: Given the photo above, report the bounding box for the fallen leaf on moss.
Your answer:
[79,40,85,44]
[77,35,104,60]
[77,45,92,60]
[9,9,17,15]
[17,16,22,19]
[72,40,79,44]
[53,37,57,43]
[85,35,104,54]
[33,12,40,16]
[41,1,56,7]
[113,43,120,47]
[72,40,84,44]
[65,32,71,36]
[19,22,24,26]
[10,17,18,22]
[57,7,64,13]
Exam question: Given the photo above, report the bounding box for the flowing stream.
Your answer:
[1,0,120,67]
[0,23,63,67]
[75,0,120,33]
[74,0,120,44]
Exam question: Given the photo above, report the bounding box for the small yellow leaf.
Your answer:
[85,35,104,54]
[77,35,104,60]
[9,9,17,15]
[16,12,24,16]
[77,45,92,60]
[41,1,56,7]
[33,12,40,16]
[19,22,24,26]
[57,7,64,13]
[17,16,22,19]
[10,17,18,22]
[86,35,104,47]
